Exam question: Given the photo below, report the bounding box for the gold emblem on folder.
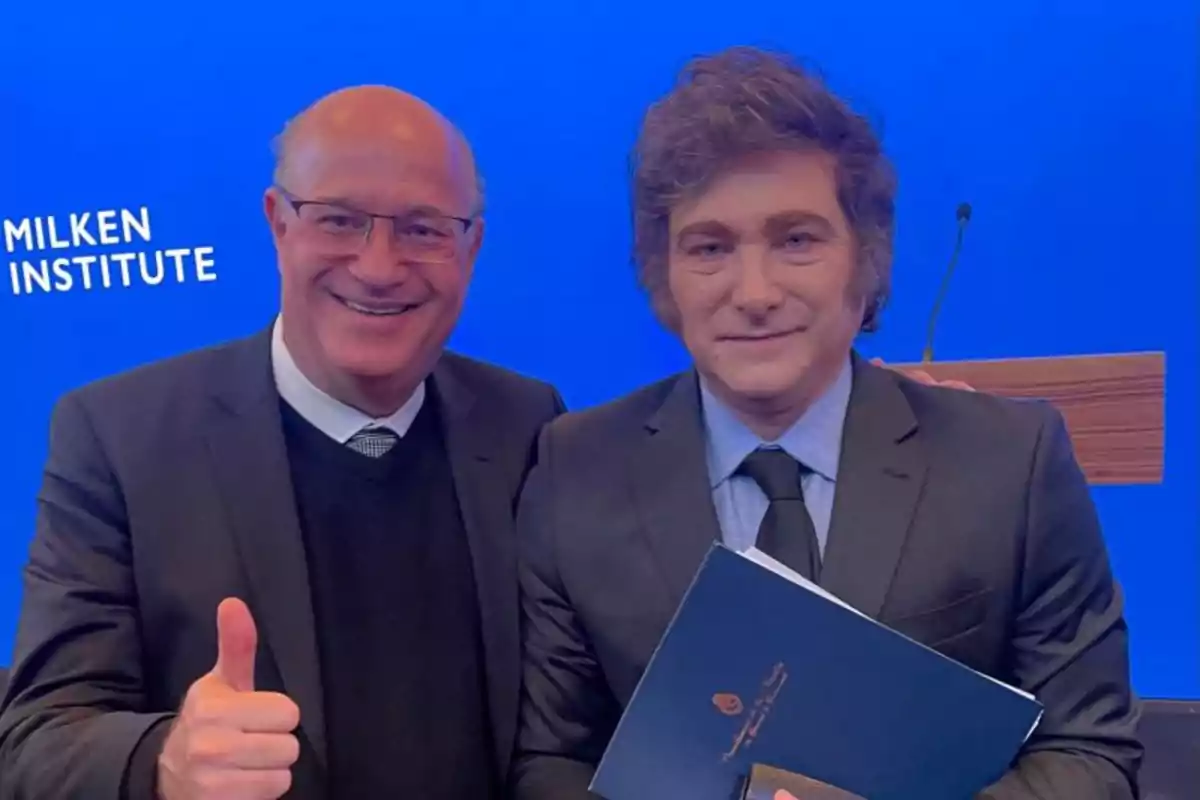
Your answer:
[713,693,744,715]
[720,662,789,762]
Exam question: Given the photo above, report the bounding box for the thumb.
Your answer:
[213,596,258,692]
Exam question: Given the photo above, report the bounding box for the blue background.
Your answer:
[0,2,1196,696]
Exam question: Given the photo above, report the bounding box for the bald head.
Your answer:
[264,86,488,420]
[272,85,483,212]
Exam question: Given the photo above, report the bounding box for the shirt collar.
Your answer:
[271,316,426,444]
[700,356,853,488]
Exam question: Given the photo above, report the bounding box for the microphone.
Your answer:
[921,202,972,362]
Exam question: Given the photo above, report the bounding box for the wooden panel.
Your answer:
[890,352,1165,485]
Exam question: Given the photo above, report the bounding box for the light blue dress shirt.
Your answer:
[699,358,853,557]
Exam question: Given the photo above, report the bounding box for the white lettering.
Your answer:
[96,210,119,245]
[110,252,135,286]
[51,258,73,291]
[196,246,217,281]
[141,251,164,285]
[75,255,96,288]
[3,219,32,254]
[70,212,97,247]
[2,205,216,297]
[96,254,112,288]
[21,260,51,293]
[3,208,156,253]
[78,256,95,290]
[122,207,152,243]
[47,217,70,249]
[164,248,189,282]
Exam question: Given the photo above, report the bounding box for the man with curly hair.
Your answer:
[513,46,1140,800]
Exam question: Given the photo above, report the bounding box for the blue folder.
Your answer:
[590,543,1043,800]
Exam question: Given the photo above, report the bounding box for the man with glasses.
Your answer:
[0,85,563,800]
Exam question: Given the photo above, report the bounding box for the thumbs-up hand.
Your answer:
[157,598,301,799]
[213,596,259,692]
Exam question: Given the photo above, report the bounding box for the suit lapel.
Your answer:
[431,362,521,776]
[821,354,928,619]
[203,329,327,766]
[628,372,725,612]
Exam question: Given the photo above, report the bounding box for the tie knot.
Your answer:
[347,427,399,458]
[737,448,805,501]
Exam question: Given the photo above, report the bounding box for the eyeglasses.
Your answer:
[275,186,474,262]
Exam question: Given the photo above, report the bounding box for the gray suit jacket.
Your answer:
[0,326,564,800]
[513,355,1141,800]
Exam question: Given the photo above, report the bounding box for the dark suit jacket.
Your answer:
[0,326,564,800]
[513,355,1141,800]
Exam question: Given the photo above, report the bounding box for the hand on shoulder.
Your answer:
[870,357,976,392]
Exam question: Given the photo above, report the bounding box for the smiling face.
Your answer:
[264,87,482,415]
[666,149,866,432]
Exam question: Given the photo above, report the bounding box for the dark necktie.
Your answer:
[737,448,822,581]
[346,427,399,458]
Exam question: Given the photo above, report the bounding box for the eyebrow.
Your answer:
[675,210,835,242]
[676,209,835,244]
[763,210,836,233]
[675,220,733,241]
[308,197,457,218]
[302,194,368,210]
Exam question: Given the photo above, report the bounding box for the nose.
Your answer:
[349,221,413,287]
[730,249,784,316]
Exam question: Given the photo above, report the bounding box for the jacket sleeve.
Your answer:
[510,423,615,800]
[977,406,1142,799]
[0,391,174,800]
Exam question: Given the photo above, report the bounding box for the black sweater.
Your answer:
[282,398,496,799]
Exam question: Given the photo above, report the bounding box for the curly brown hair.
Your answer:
[631,46,896,332]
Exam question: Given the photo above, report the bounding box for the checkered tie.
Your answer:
[346,427,399,458]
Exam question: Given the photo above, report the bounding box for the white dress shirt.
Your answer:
[271,317,426,442]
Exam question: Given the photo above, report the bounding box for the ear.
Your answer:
[263,187,289,243]
[650,287,683,335]
[463,216,485,278]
